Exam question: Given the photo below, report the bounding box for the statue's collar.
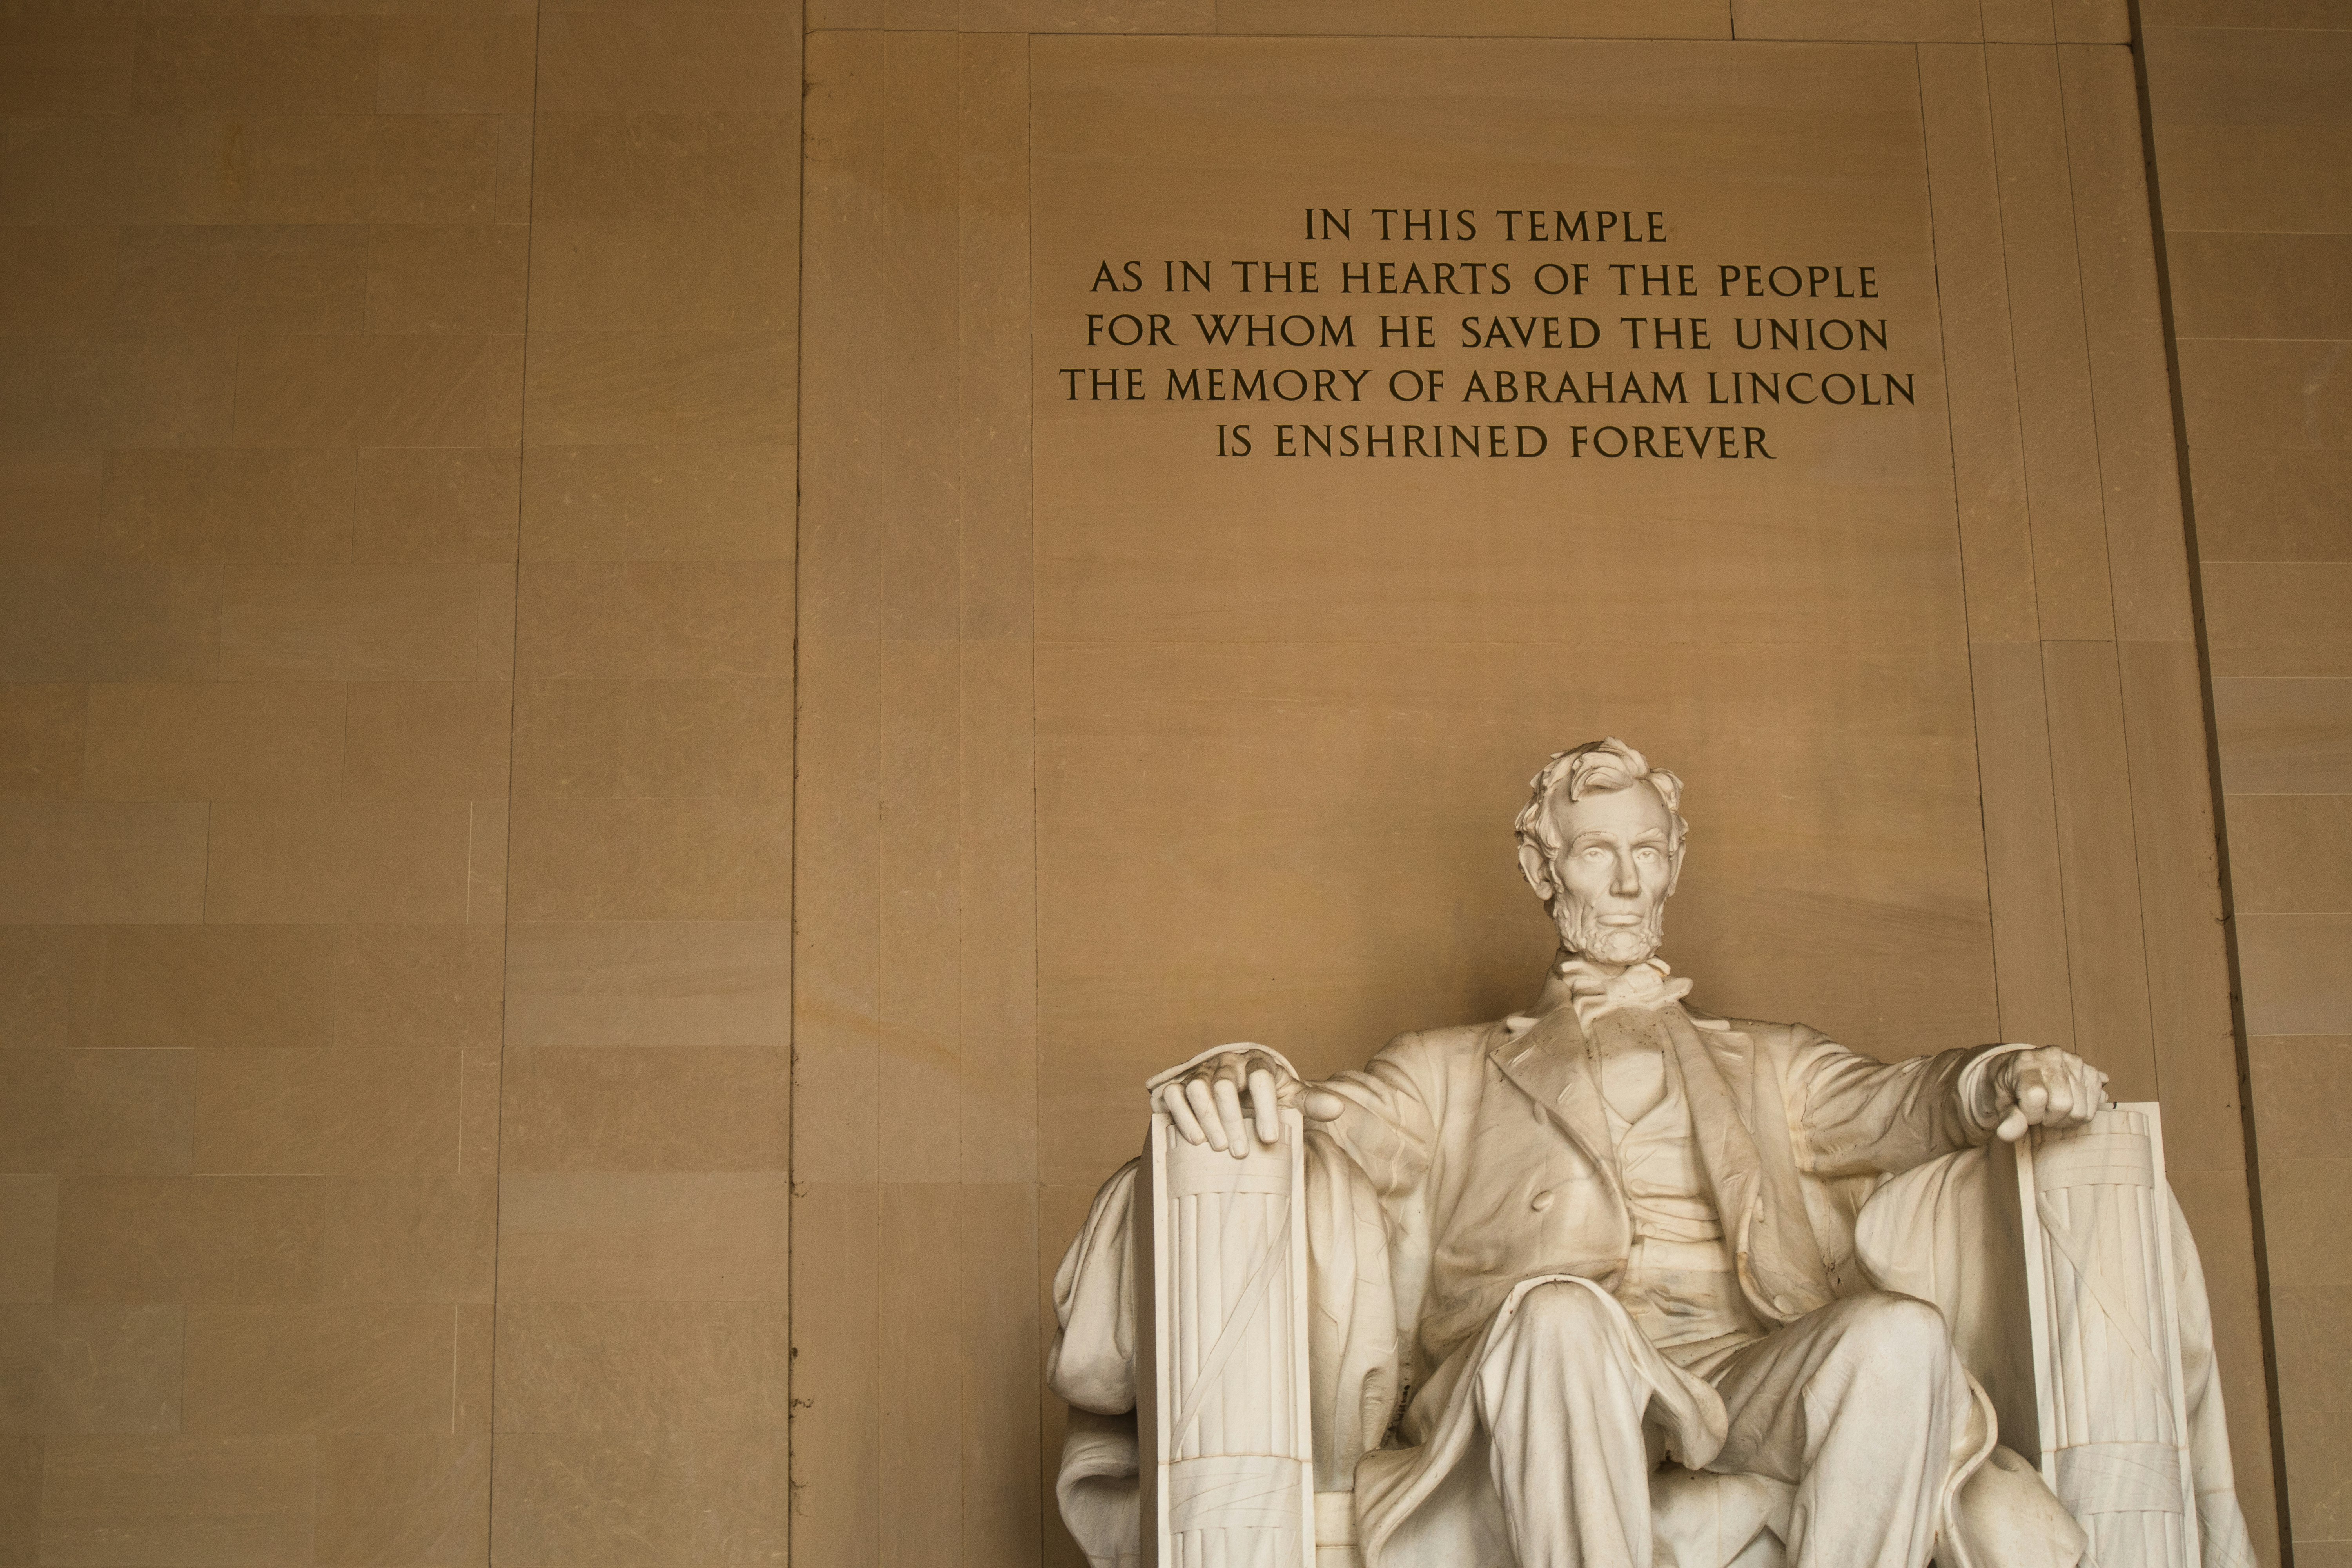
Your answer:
[1514,952,1696,1034]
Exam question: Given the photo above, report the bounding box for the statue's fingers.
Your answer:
[1185,1079,1229,1152]
[1162,1084,1208,1145]
[1997,1105,2029,1143]
[2079,1065,2108,1120]
[1211,1076,1250,1160]
[2041,1077,2074,1126]
[1247,1068,1281,1145]
[2020,1080,2050,1125]
[1300,1087,1347,1122]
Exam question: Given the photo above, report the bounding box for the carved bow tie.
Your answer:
[1556,956,1694,1029]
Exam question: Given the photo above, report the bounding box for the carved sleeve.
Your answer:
[1786,1029,2008,1177]
[1309,1030,1442,1198]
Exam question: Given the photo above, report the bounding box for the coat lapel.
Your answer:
[1487,1010,1615,1179]
[1662,1007,1834,1321]
[1659,1007,1762,1249]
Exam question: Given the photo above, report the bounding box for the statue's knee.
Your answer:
[1832,1292,1952,1372]
[1515,1280,1617,1341]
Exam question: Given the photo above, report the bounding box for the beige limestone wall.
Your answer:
[0,1,2317,1564]
[2145,4,2352,1563]
[0,0,797,1558]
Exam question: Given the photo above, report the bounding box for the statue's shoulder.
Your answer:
[1363,1018,1502,1069]
[1684,1008,1827,1055]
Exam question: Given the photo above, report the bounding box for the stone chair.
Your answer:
[1051,1086,2257,1568]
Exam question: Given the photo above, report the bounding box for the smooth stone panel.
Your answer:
[505,798,790,922]
[2144,25,2352,127]
[495,1171,789,1304]
[0,1304,182,1433]
[231,335,523,449]
[0,927,83,1051]
[530,113,797,223]
[82,682,345,803]
[2251,1036,2352,1164]
[503,921,788,1050]
[203,799,475,925]
[333,924,507,1053]
[113,228,369,338]
[514,561,792,679]
[314,1434,490,1568]
[523,332,794,448]
[2167,232,2352,341]
[2225,796,2352,914]
[2238,913,2352,1037]
[0,17,134,116]
[488,1429,786,1566]
[100,448,355,563]
[0,565,220,682]
[2189,447,2352,563]
[2180,338,2352,452]
[0,1435,32,1564]
[340,681,514,802]
[1729,0,1980,38]
[498,1045,789,1172]
[0,451,104,564]
[528,222,795,334]
[2152,123,2352,234]
[2,337,238,450]
[510,677,791,800]
[364,225,530,336]
[2203,563,2352,677]
[518,445,793,562]
[2215,678,2352,794]
[536,12,799,114]
[0,1051,194,1176]
[183,1303,456,1434]
[193,1049,461,1176]
[40,1434,315,1567]
[129,18,379,116]
[352,448,521,566]
[217,564,514,682]
[322,1170,496,1307]
[1216,0,1723,33]
[54,1175,325,1306]
[0,684,88,800]
[493,1300,788,1432]
[0,1177,57,1304]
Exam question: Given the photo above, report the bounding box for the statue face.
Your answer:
[1535,783,1681,965]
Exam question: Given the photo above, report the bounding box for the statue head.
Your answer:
[1513,739,1689,967]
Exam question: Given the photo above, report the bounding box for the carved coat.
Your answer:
[1317,1002,2001,1377]
[1314,1002,2010,1563]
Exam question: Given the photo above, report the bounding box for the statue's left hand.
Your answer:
[1991,1045,2111,1143]
[1152,1047,1347,1158]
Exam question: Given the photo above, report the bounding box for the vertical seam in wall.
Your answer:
[1912,39,2013,1033]
[2122,2,2294,1557]
[1026,30,1049,1551]
[1985,42,2049,652]
[953,27,972,1556]
[2048,45,2125,638]
[1980,40,2093,1051]
[787,4,811,1562]
[486,0,547,1552]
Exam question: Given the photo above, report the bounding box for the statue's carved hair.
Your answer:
[1512,738,1689,870]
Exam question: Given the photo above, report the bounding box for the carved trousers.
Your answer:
[1472,1285,1963,1568]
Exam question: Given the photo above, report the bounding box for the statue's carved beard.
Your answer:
[1553,897,1666,967]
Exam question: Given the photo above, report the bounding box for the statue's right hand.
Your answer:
[1153,1045,1345,1158]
